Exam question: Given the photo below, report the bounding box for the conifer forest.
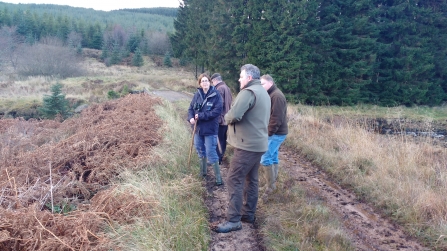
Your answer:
[171,0,447,106]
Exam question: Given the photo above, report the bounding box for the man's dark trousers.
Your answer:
[217,125,228,164]
[226,148,264,222]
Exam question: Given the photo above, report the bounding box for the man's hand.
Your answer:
[189,118,196,125]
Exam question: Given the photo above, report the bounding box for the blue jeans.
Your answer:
[260,134,287,166]
[194,134,219,163]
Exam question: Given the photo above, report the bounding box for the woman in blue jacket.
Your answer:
[188,73,223,185]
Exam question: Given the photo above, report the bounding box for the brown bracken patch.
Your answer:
[0,94,163,250]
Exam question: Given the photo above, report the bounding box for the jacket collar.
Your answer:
[197,86,217,100]
[215,81,225,88]
[242,79,261,90]
[267,84,278,95]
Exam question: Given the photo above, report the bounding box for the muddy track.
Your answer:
[279,147,428,251]
[204,160,265,251]
[203,147,428,251]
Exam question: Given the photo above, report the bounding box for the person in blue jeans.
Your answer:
[260,74,288,202]
[188,73,223,186]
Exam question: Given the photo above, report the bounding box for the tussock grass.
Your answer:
[109,100,209,250]
[259,173,353,250]
[286,104,447,249]
[295,103,447,122]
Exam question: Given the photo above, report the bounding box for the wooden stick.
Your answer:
[187,121,198,170]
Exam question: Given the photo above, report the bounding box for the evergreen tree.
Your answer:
[371,0,438,106]
[246,0,310,102]
[101,42,109,60]
[171,0,190,60]
[39,83,70,120]
[76,43,83,55]
[420,0,447,105]
[107,90,120,99]
[132,47,144,66]
[163,51,172,67]
[88,23,103,49]
[205,0,241,89]
[127,33,141,53]
[56,16,71,41]
[0,7,12,26]
[110,41,121,65]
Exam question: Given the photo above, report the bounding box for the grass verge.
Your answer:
[108,99,209,250]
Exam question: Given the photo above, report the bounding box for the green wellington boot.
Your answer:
[273,163,279,180]
[261,165,276,202]
[212,162,223,186]
[199,157,207,177]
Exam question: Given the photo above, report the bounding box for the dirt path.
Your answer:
[154,91,427,250]
[202,147,428,251]
[280,147,427,250]
[204,161,264,251]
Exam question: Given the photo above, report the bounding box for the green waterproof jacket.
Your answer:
[224,79,271,152]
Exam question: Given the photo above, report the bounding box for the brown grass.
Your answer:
[286,104,447,249]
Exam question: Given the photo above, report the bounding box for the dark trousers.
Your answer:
[226,148,264,222]
[217,125,228,162]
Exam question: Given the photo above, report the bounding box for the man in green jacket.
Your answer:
[214,64,271,233]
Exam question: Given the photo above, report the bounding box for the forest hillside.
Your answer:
[171,0,447,106]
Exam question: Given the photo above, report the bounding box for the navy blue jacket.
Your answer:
[187,86,223,136]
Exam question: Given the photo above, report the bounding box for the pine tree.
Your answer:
[110,41,121,65]
[206,0,242,89]
[164,51,172,67]
[89,24,103,50]
[127,33,141,53]
[76,43,83,55]
[39,83,70,120]
[170,0,189,59]
[132,48,144,67]
[371,0,439,106]
[101,42,109,60]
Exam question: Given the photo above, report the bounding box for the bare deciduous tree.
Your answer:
[66,31,83,48]
[0,26,24,71]
[16,36,85,78]
[147,31,171,56]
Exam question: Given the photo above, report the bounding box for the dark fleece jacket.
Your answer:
[267,84,288,136]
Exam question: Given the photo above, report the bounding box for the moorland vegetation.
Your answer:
[1,2,447,250]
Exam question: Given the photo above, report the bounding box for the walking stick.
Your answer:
[187,120,198,170]
[216,137,222,157]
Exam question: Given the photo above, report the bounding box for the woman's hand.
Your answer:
[189,118,196,124]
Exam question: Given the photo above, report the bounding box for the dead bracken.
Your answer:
[0,94,163,250]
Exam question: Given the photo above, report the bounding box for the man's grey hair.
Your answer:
[260,74,275,84]
[211,73,222,82]
[241,64,260,79]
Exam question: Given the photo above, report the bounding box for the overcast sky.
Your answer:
[1,0,182,11]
